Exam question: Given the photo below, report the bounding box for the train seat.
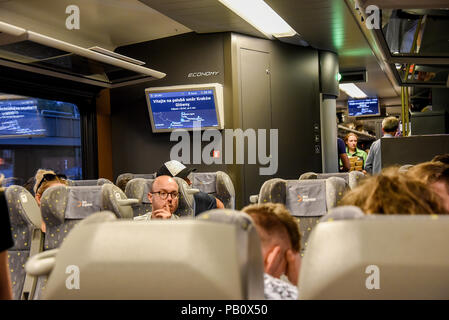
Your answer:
[257,177,347,254]
[67,178,113,186]
[31,184,136,299]
[26,210,264,299]
[196,209,265,299]
[126,177,196,218]
[115,173,156,191]
[299,209,449,299]
[299,171,365,190]
[190,171,236,209]
[5,186,43,300]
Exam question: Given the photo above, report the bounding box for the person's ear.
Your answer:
[35,193,41,206]
[147,192,153,204]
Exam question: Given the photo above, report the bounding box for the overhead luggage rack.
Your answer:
[0,21,166,88]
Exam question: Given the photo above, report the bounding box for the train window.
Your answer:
[0,92,82,187]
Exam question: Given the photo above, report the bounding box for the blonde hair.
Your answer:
[340,167,447,215]
[382,116,399,133]
[33,169,68,196]
[344,132,358,143]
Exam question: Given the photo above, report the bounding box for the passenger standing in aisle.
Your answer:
[365,117,399,175]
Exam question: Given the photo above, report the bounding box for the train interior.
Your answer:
[1,0,449,300]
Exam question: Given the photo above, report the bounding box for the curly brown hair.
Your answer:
[340,167,448,214]
[407,161,449,188]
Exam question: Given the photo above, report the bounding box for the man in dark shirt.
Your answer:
[156,160,224,216]
[0,189,13,299]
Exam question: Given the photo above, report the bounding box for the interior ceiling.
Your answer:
[0,0,191,50]
[0,0,418,104]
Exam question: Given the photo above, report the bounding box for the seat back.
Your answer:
[299,171,365,190]
[258,177,347,254]
[299,212,449,299]
[125,178,154,217]
[115,173,156,191]
[5,185,43,300]
[67,178,113,186]
[196,209,265,299]
[125,177,195,218]
[38,211,263,299]
[33,184,134,299]
[191,172,236,209]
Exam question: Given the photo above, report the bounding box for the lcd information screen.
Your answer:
[148,89,219,130]
[0,99,46,137]
[348,98,380,117]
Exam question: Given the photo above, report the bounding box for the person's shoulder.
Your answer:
[194,191,215,201]
[358,148,368,156]
[264,273,298,300]
[133,213,151,221]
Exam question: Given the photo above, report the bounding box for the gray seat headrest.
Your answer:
[196,209,264,299]
[116,173,156,191]
[258,178,333,217]
[319,205,365,222]
[299,214,449,299]
[5,185,41,231]
[67,178,113,186]
[191,171,236,209]
[40,184,133,225]
[41,216,264,299]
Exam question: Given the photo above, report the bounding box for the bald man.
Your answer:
[134,175,179,221]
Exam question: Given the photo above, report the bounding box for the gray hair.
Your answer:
[382,116,399,133]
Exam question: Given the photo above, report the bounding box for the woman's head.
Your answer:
[344,133,358,151]
[406,161,449,212]
[340,167,447,215]
[33,169,68,206]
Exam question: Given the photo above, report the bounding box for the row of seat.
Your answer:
[6,182,138,300]
[7,172,232,299]
[7,169,358,299]
[23,207,449,299]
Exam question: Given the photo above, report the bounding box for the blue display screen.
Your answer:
[348,98,380,117]
[148,89,219,130]
[0,99,46,137]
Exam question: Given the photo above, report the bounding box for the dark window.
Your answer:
[0,93,82,186]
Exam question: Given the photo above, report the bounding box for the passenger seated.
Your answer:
[340,167,448,214]
[133,175,179,220]
[156,160,224,215]
[0,175,13,300]
[406,161,449,212]
[33,169,68,232]
[242,203,300,300]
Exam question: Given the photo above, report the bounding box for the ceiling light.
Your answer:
[218,0,296,38]
[339,83,368,98]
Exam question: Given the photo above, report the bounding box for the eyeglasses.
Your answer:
[151,191,179,200]
[36,173,67,192]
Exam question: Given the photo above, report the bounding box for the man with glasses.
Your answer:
[156,160,224,216]
[134,175,179,220]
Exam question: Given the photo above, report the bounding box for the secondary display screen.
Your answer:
[348,98,380,117]
[148,89,219,131]
[0,99,46,137]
